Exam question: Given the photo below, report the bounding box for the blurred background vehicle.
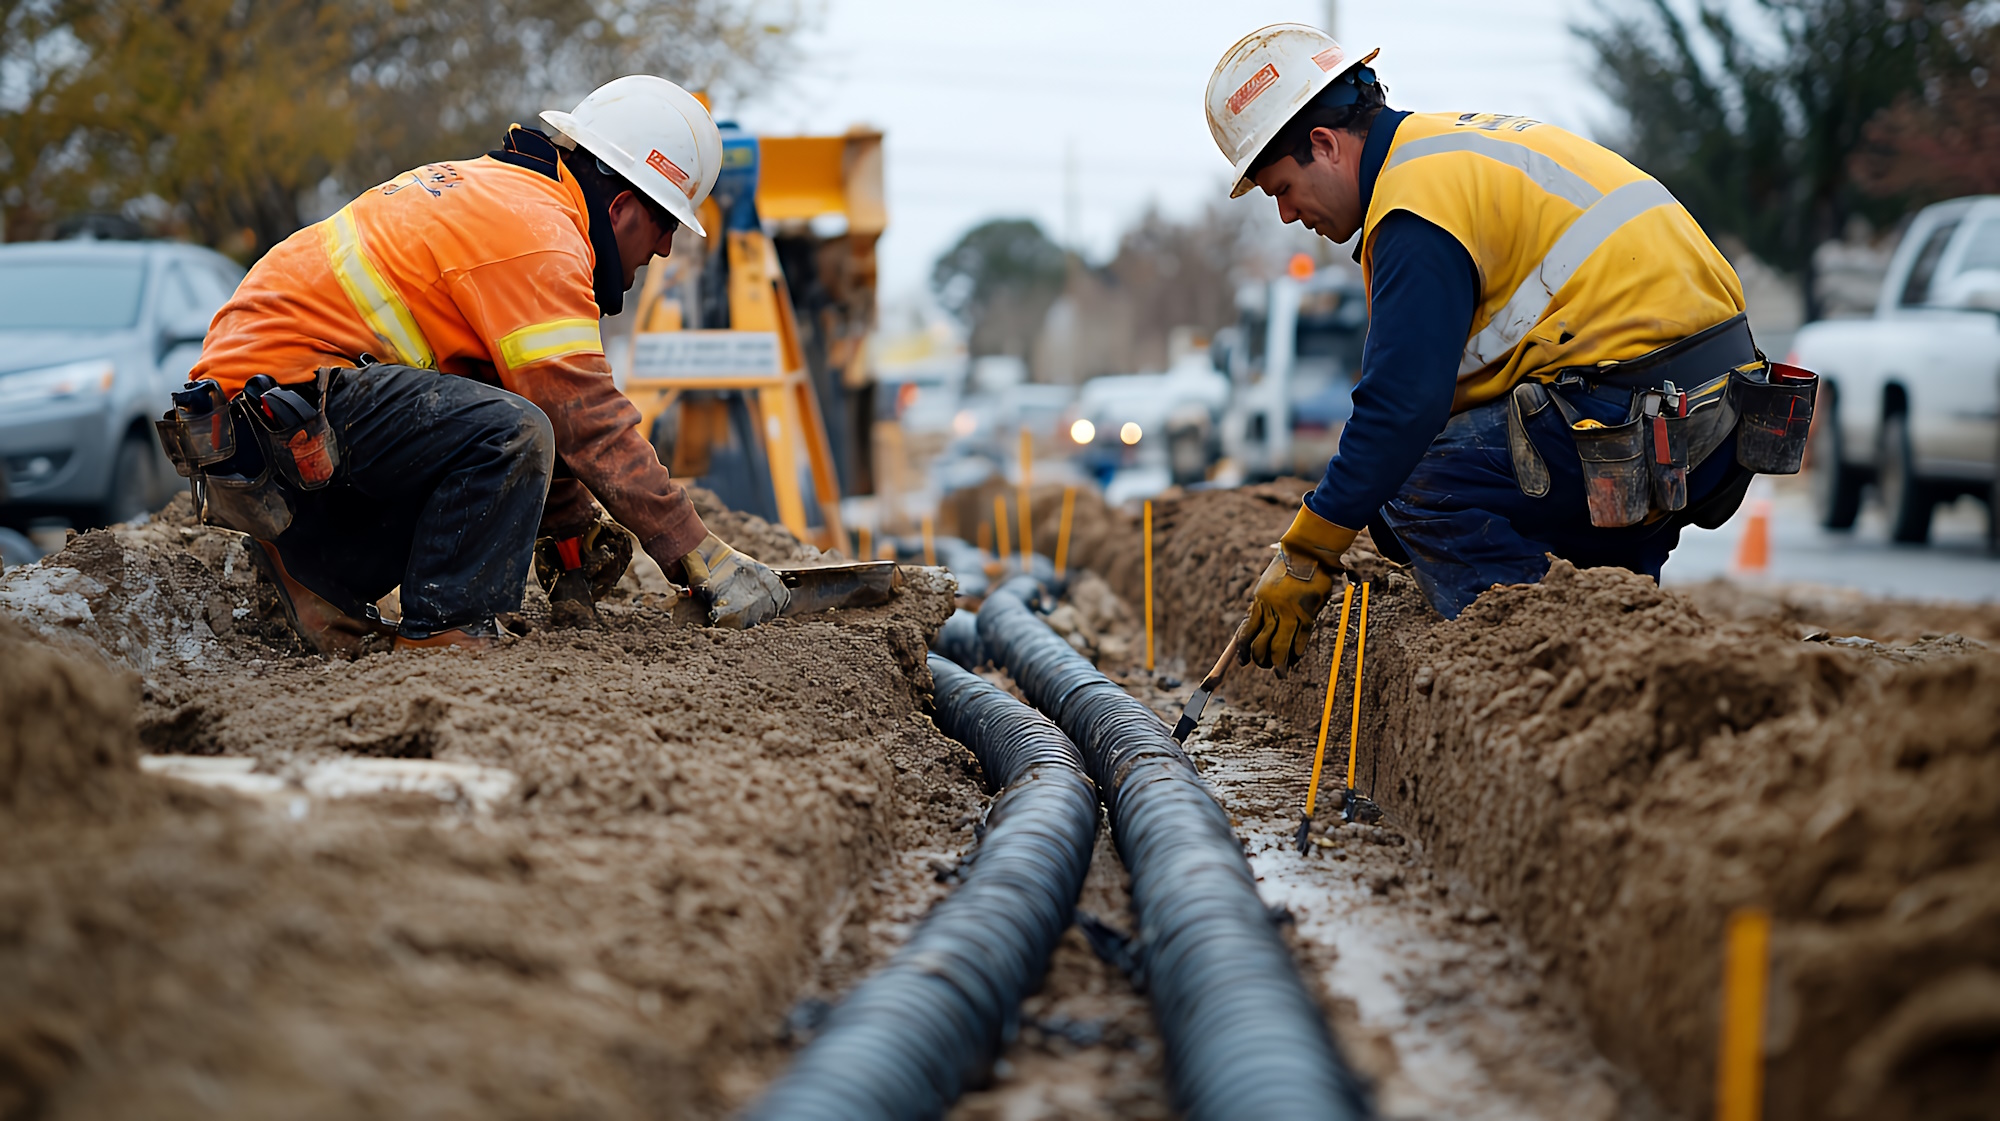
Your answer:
[1063,333,1230,501]
[1794,195,2000,547]
[0,235,243,555]
[1211,258,1369,482]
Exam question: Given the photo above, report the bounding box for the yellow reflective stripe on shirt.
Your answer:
[497,317,603,370]
[319,205,435,369]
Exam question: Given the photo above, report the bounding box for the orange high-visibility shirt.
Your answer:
[193,148,706,561]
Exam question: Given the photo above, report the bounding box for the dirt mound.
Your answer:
[684,485,829,566]
[0,617,146,820]
[1060,484,2000,1120]
[0,508,983,1118]
[1677,577,2000,644]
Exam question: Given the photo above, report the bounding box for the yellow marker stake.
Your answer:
[1143,500,1155,672]
[1716,907,1772,1121]
[993,494,1011,563]
[921,514,936,567]
[1018,427,1033,569]
[1302,584,1357,820]
[1344,581,1371,792]
[1054,485,1077,577]
[976,520,991,554]
[858,525,872,563]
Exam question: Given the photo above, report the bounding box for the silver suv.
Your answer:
[0,239,244,550]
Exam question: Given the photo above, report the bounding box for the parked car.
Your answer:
[0,238,243,534]
[1791,196,2000,545]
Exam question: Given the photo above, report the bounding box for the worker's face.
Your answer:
[609,190,678,289]
[1252,127,1365,244]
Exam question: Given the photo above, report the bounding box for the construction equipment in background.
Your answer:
[622,119,885,552]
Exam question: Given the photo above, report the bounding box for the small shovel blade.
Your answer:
[1294,814,1313,856]
[1171,687,1213,743]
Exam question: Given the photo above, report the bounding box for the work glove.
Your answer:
[535,516,636,600]
[1235,503,1356,672]
[679,532,791,629]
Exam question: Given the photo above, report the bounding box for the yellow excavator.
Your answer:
[621,121,885,553]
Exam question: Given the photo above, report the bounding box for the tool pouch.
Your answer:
[155,379,235,478]
[1546,389,1651,528]
[1730,361,1817,474]
[244,367,341,491]
[1645,393,1690,513]
[1507,382,1554,498]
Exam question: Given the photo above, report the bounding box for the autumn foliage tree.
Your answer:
[0,0,798,257]
[1851,30,2000,201]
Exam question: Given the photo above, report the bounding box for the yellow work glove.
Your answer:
[679,532,791,629]
[1235,504,1356,672]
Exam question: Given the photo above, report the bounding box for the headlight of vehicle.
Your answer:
[1069,418,1096,444]
[0,360,116,409]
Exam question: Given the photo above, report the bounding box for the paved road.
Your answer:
[1661,478,2000,602]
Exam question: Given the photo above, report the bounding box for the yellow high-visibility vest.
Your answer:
[1361,112,1746,412]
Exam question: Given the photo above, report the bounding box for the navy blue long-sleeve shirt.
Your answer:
[1303,110,1481,530]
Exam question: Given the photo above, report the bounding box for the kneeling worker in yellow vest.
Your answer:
[173,76,788,651]
[1207,25,1815,669]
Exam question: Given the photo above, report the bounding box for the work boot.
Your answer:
[394,619,498,652]
[249,539,393,655]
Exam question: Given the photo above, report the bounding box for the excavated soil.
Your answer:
[0,494,985,1119]
[1031,482,2000,1121]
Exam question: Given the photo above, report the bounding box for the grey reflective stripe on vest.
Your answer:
[1458,178,1679,375]
[1385,130,1602,210]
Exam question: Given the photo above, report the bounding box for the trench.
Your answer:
[743,656,1098,1120]
[1011,480,2000,1121]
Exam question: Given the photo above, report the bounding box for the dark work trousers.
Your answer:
[269,363,554,638]
[1379,388,1751,620]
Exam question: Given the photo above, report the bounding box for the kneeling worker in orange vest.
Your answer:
[1208,26,1816,670]
[183,76,788,651]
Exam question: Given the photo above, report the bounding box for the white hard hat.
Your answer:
[1206,25,1380,199]
[542,75,722,238]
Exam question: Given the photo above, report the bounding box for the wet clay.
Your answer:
[1046,484,2000,1120]
[0,501,983,1119]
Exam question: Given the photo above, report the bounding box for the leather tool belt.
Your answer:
[1505,314,1817,528]
[157,366,344,539]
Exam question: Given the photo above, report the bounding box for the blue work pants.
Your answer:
[1378,390,1749,619]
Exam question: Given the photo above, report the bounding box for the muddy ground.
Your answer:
[1029,481,2000,1121]
[6,478,1997,1121]
[0,493,984,1119]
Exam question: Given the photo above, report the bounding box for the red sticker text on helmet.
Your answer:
[1312,47,1345,71]
[1226,64,1280,115]
[647,149,696,198]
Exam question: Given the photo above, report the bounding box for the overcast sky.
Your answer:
[725,0,1617,306]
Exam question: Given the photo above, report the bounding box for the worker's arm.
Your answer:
[1303,210,1480,528]
[1234,211,1479,671]
[451,252,789,627]
[448,252,708,564]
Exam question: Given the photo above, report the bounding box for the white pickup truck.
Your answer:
[1793,195,2000,546]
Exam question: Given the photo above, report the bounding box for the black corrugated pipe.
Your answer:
[931,608,988,669]
[975,584,1373,1120]
[741,654,1098,1120]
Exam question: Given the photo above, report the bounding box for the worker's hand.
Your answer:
[1234,504,1356,672]
[535,516,636,601]
[679,532,791,629]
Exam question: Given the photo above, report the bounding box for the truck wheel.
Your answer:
[1806,399,1864,530]
[92,433,158,528]
[1879,413,1933,545]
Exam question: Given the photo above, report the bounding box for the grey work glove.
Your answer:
[679,532,790,629]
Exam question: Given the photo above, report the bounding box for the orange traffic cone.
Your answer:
[1733,499,1772,574]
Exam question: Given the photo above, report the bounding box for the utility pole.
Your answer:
[1063,137,1080,257]
[1324,0,1338,37]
